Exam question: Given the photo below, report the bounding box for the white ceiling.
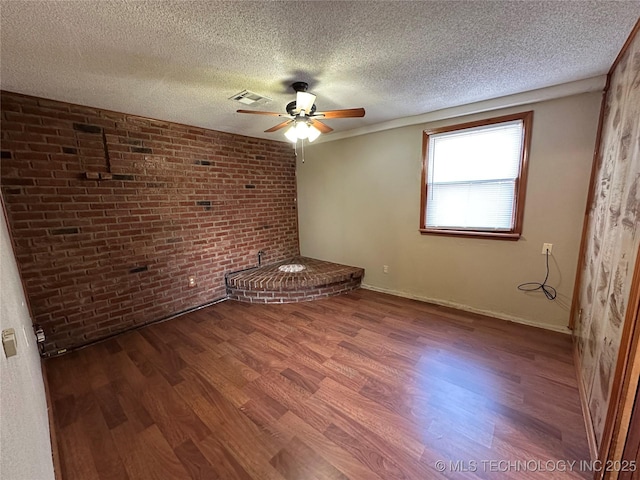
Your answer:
[1,1,639,142]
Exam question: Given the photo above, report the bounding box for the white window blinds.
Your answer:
[425,120,525,231]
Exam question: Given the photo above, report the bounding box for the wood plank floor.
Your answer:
[47,289,591,479]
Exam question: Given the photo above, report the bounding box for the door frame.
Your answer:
[618,379,640,480]
[600,243,640,480]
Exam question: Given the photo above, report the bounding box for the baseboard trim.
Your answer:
[361,284,571,334]
[573,338,599,461]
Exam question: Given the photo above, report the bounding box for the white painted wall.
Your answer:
[0,201,55,480]
[298,92,602,332]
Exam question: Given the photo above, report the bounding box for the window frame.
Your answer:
[419,111,533,240]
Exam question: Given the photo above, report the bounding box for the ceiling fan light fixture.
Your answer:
[296,91,316,113]
[284,125,298,143]
[295,121,310,139]
[307,125,321,142]
[284,121,321,143]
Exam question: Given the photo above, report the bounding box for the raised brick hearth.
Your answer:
[227,256,364,303]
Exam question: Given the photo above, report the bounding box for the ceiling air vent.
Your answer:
[229,90,272,106]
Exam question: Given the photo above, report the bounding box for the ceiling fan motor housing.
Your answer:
[286,101,316,116]
[291,81,309,92]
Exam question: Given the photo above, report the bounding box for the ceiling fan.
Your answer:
[237,82,365,143]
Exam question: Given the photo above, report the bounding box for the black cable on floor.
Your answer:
[518,249,557,300]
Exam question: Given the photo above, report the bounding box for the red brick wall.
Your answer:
[0,91,299,354]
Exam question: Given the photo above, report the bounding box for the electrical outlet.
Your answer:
[188,276,196,287]
[383,265,389,274]
[542,243,553,255]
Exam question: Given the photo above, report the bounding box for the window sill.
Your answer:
[419,228,521,240]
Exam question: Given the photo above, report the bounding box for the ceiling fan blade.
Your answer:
[264,120,293,133]
[311,120,333,133]
[296,92,316,114]
[313,108,365,119]
[237,109,285,116]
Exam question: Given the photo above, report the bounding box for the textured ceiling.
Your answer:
[1,1,639,141]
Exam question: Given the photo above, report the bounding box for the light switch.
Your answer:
[2,329,17,358]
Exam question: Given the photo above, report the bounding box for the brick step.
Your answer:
[227,256,364,304]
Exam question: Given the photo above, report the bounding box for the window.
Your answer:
[420,111,532,240]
